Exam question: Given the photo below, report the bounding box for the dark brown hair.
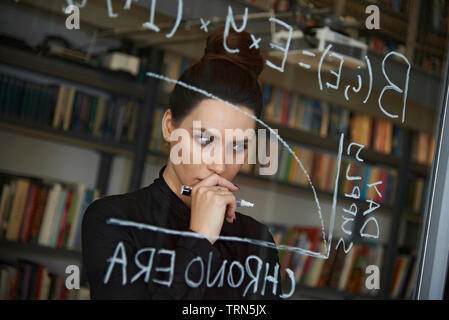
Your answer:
[168,26,264,126]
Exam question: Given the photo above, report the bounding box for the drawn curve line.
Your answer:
[107,218,325,259]
[118,71,343,258]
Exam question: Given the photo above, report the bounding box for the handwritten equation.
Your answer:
[62,0,411,124]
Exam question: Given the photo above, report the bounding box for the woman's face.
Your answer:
[162,98,256,186]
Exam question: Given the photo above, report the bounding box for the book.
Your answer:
[92,96,107,137]
[346,244,372,292]
[38,183,62,246]
[292,226,322,281]
[0,184,12,239]
[351,113,372,148]
[49,189,67,247]
[337,244,359,290]
[390,254,412,298]
[28,186,50,244]
[327,243,348,289]
[5,179,30,241]
[302,240,327,287]
[52,85,68,129]
[0,261,89,300]
[66,184,86,248]
[293,234,311,281]
[56,189,73,248]
[62,87,76,131]
[18,184,39,243]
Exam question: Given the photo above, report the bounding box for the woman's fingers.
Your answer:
[193,173,239,192]
[217,192,237,223]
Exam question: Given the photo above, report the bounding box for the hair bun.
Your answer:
[202,26,264,78]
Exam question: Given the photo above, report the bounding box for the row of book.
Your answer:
[350,113,402,155]
[0,174,99,250]
[262,86,335,138]
[410,131,436,166]
[0,260,90,300]
[272,144,339,193]
[0,73,140,143]
[262,85,402,156]
[257,141,398,205]
[341,160,398,206]
[269,224,417,299]
[365,36,404,56]
[414,50,444,75]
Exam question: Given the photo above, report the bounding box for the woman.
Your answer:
[82,27,283,300]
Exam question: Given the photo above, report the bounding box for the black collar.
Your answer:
[153,164,191,222]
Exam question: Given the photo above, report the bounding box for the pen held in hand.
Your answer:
[180,185,255,208]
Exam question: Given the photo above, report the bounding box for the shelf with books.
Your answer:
[0,69,142,157]
[0,118,135,158]
[367,44,445,80]
[409,130,435,177]
[235,168,395,214]
[254,142,397,206]
[403,175,430,220]
[260,84,430,178]
[0,44,147,101]
[271,223,418,300]
[415,43,445,58]
[0,258,89,300]
[0,171,99,255]
[270,224,384,300]
[258,120,404,171]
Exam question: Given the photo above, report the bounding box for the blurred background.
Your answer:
[0,0,448,300]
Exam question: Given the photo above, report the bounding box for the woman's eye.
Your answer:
[233,142,248,152]
[195,135,214,145]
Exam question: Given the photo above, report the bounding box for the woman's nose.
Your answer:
[206,148,226,175]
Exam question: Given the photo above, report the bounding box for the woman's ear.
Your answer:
[161,108,175,143]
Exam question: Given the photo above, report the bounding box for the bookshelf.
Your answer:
[0,40,165,299]
[0,0,445,300]
[0,118,135,158]
[0,45,147,101]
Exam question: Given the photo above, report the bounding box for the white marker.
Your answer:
[180,185,254,207]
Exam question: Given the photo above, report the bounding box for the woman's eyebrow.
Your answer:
[190,127,207,132]
[190,127,252,141]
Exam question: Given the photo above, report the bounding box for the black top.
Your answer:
[82,165,283,300]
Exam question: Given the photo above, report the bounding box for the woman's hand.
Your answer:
[189,174,239,244]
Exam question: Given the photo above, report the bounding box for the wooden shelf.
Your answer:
[0,240,81,261]
[0,44,147,100]
[235,170,395,214]
[260,121,429,177]
[0,117,135,157]
[293,283,380,300]
[403,213,423,224]
[415,43,445,57]
[409,162,431,178]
